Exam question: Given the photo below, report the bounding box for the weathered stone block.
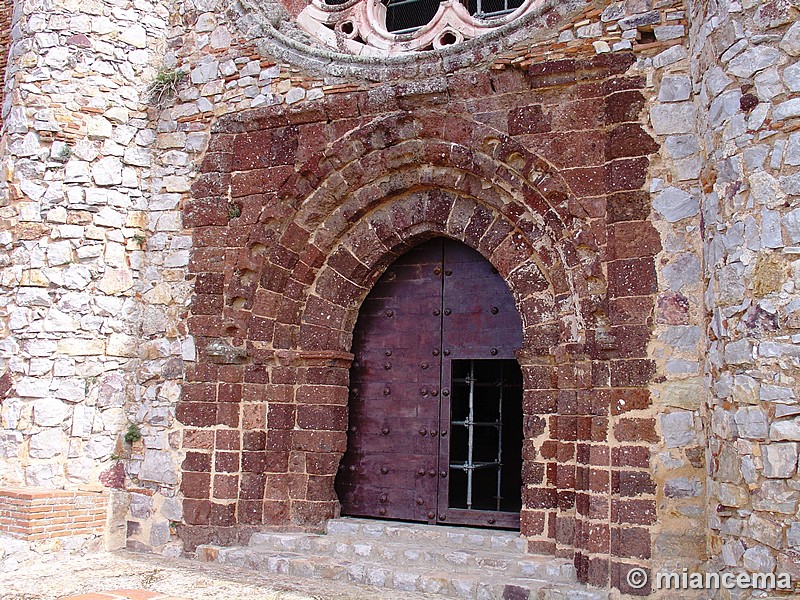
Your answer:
[130,493,153,519]
[658,75,691,102]
[743,545,776,573]
[607,257,657,298]
[661,380,704,410]
[734,407,768,440]
[660,412,697,448]
[649,103,696,134]
[770,419,800,441]
[788,523,800,548]
[507,104,550,136]
[774,98,800,122]
[753,481,799,514]
[652,187,699,222]
[748,513,784,549]
[664,477,702,498]
[29,428,64,458]
[724,339,752,365]
[762,443,798,478]
[717,483,748,508]
[728,47,780,79]
[779,21,800,56]
[140,451,178,485]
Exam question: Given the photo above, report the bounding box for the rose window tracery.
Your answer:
[296,0,544,54]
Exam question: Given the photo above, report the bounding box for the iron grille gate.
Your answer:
[335,238,524,528]
[447,360,523,520]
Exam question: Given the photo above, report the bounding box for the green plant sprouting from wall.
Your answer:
[124,423,142,445]
[147,67,187,105]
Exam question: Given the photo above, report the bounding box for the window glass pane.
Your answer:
[385,0,441,33]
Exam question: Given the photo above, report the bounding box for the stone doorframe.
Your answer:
[179,83,660,592]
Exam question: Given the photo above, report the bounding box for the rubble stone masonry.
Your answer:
[689,0,800,589]
[0,0,797,597]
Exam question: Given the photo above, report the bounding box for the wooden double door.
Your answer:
[335,238,524,528]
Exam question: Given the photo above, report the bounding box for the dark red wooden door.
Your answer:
[336,238,523,527]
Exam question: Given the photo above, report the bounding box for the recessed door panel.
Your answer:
[441,241,523,361]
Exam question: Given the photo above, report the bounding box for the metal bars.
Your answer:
[495,366,504,512]
[466,361,475,508]
[449,360,505,511]
[469,0,524,20]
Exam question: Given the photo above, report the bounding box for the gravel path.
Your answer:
[1,550,437,600]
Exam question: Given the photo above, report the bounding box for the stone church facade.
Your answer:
[0,0,799,596]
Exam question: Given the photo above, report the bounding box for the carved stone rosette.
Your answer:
[296,0,545,55]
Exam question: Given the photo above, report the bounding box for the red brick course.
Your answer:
[0,487,107,541]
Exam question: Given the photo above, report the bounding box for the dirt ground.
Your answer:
[0,550,436,600]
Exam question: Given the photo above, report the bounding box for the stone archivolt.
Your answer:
[193,108,592,354]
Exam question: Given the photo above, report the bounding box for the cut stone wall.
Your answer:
[156,0,698,595]
[179,74,666,588]
[0,0,697,585]
[637,7,709,589]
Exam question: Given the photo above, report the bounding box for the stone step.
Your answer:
[246,530,575,581]
[196,517,608,600]
[325,517,528,552]
[201,544,608,600]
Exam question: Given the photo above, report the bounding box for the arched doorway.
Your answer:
[335,237,524,529]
